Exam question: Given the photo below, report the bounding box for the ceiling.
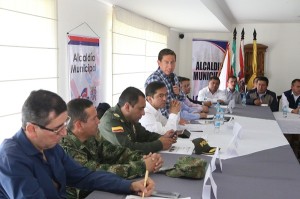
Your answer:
[98,0,300,32]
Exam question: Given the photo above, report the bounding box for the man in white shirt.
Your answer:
[197,76,227,105]
[140,81,181,135]
[282,79,300,114]
[224,76,241,104]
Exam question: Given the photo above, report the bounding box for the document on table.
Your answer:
[125,195,191,199]
[160,139,194,155]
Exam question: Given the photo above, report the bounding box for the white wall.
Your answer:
[57,0,113,104]
[177,23,300,96]
[168,30,181,74]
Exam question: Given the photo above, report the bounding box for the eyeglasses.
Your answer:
[31,116,71,135]
[154,93,168,99]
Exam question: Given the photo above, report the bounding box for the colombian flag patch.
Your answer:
[112,126,124,133]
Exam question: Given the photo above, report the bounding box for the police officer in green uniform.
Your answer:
[61,98,163,199]
[99,87,177,155]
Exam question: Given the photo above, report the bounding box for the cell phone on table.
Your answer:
[178,129,191,138]
[173,130,185,138]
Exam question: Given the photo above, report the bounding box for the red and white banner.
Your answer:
[191,39,228,101]
[68,35,101,106]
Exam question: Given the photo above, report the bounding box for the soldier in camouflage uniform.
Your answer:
[61,98,163,199]
[99,87,177,155]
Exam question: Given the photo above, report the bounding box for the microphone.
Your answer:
[169,73,175,86]
[169,73,178,99]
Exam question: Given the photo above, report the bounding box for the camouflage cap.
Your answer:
[166,156,207,179]
[192,138,217,155]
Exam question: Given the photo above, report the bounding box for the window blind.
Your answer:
[0,0,57,142]
[112,6,168,104]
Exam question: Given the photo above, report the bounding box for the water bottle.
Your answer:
[214,114,221,133]
[219,108,225,124]
[282,105,288,118]
[215,101,220,110]
[214,107,221,133]
[241,93,246,107]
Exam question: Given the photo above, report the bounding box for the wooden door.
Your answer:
[244,43,268,85]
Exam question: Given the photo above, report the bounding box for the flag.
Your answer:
[247,29,257,89]
[238,28,245,92]
[219,43,232,90]
[231,28,237,76]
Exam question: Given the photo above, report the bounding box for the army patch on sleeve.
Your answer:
[112,126,124,133]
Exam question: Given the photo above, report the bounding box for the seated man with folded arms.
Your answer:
[197,76,227,105]
[246,76,278,112]
[0,90,154,199]
[224,75,241,104]
[282,78,300,114]
[139,81,181,135]
[61,98,163,199]
[178,76,209,112]
[99,87,177,154]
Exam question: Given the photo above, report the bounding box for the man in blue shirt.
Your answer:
[0,89,154,199]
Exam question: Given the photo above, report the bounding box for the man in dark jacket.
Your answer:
[246,76,278,112]
[282,79,300,114]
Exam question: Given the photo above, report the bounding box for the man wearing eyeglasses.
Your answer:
[139,81,181,135]
[0,90,155,199]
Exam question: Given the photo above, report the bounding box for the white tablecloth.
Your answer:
[175,115,288,159]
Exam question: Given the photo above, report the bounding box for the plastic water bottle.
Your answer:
[241,93,246,107]
[219,108,225,124]
[214,106,221,133]
[215,101,220,110]
[214,114,221,133]
[282,105,288,118]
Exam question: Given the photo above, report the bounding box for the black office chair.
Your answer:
[277,95,282,111]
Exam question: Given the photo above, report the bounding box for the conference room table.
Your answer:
[273,111,300,134]
[86,105,300,199]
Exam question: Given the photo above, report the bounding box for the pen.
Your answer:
[142,170,149,199]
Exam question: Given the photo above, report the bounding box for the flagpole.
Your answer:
[232,28,237,76]
[238,28,245,92]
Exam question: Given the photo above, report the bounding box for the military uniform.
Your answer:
[61,130,147,199]
[99,104,163,154]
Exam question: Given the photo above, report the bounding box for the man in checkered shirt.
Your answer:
[145,48,185,118]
